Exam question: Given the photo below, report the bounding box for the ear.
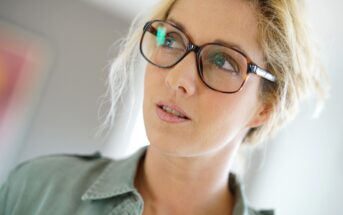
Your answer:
[247,103,272,128]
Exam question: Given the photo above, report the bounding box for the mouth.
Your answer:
[156,102,191,121]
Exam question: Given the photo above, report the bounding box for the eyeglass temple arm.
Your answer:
[249,64,276,82]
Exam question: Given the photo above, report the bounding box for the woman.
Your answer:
[0,0,327,214]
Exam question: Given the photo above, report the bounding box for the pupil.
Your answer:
[165,38,174,47]
[213,53,225,67]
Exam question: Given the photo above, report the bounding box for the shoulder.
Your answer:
[3,151,113,200]
[16,151,109,170]
[9,152,110,181]
[0,152,118,214]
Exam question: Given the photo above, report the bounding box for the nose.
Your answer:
[164,52,198,97]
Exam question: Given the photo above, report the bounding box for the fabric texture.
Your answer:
[0,145,274,215]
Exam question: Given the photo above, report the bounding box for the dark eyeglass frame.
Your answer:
[139,19,276,94]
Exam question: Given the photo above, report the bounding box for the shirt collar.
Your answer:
[81,145,250,214]
[81,145,147,201]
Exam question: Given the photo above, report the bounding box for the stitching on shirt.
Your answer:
[82,162,113,199]
[82,162,136,200]
[107,196,136,215]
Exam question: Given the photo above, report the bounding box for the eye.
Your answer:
[157,32,185,51]
[164,36,176,48]
[209,52,239,74]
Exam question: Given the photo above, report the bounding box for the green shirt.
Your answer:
[0,145,274,215]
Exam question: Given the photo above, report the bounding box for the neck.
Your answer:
[134,141,241,215]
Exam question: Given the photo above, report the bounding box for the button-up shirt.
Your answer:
[0,145,274,215]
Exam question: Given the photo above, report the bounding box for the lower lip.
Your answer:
[156,106,190,123]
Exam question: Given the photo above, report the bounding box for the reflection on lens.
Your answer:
[141,21,188,68]
[156,26,166,46]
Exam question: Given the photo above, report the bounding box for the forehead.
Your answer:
[167,0,262,62]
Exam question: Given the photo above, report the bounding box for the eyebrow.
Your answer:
[166,17,249,56]
[167,17,186,32]
[213,39,248,56]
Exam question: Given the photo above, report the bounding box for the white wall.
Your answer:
[0,0,130,182]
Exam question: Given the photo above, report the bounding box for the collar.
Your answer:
[81,145,250,214]
[81,146,147,200]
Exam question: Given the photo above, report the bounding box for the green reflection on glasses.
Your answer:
[156,26,166,46]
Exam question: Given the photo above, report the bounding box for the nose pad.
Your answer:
[164,52,198,96]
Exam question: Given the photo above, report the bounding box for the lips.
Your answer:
[156,101,191,120]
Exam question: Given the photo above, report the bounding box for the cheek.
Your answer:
[144,63,165,87]
[198,80,260,142]
[143,65,167,129]
[143,65,161,102]
[143,66,156,114]
[198,95,245,142]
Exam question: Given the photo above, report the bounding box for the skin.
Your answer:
[134,0,270,214]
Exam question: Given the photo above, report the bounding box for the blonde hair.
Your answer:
[99,0,329,149]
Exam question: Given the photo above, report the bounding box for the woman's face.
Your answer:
[143,0,268,157]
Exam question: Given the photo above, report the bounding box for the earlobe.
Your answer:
[247,104,272,128]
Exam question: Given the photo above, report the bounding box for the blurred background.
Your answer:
[0,0,342,214]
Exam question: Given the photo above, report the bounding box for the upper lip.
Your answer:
[156,101,191,120]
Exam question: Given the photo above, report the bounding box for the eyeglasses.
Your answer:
[139,20,276,93]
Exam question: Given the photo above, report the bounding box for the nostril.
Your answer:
[178,85,187,94]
